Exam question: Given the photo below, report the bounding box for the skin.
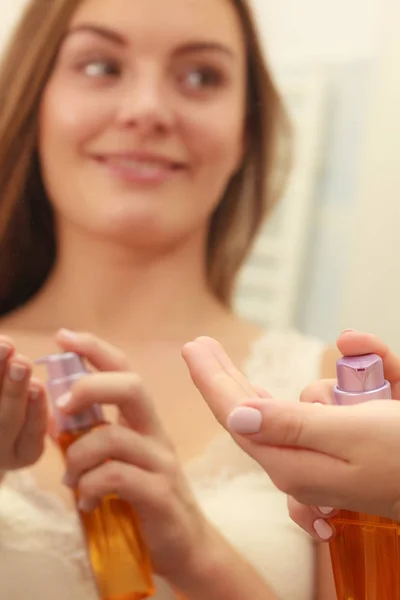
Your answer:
[0,0,337,597]
[191,330,400,537]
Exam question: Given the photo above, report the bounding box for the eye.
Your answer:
[181,66,225,91]
[82,59,120,78]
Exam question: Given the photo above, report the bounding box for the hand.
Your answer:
[55,330,216,584]
[183,333,400,537]
[0,336,47,472]
[286,330,400,540]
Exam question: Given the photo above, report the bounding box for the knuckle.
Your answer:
[272,474,292,495]
[160,451,179,478]
[78,476,93,498]
[17,436,45,467]
[152,476,175,510]
[71,376,90,398]
[300,380,333,405]
[66,443,80,468]
[278,409,305,448]
[3,383,24,401]
[103,425,124,454]
[104,462,128,492]
[125,373,143,397]
[115,349,131,370]
[299,381,321,404]
[80,331,96,345]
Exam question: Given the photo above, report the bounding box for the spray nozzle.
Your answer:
[35,352,88,381]
[35,352,103,433]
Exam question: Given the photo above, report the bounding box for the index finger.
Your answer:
[56,329,131,372]
[182,338,257,425]
[59,372,166,439]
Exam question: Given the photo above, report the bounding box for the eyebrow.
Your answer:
[65,24,127,45]
[65,25,235,58]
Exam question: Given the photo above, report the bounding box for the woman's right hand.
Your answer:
[0,336,47,474]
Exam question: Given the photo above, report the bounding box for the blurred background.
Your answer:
[1,0,400,350]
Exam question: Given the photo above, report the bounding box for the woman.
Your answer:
[189,330,400,541]
[0,0,337,598]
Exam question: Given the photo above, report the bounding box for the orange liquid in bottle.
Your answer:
[59,429,155,600]
[329,510,400,600]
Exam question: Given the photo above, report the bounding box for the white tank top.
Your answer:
[0,330,324,600]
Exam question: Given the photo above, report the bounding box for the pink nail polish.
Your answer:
[56,392,72,408]
[318,506,334,515]
[78,498,93,513]
[313,519,333,540]
[62,472,74,488]
[227,406,262,434]
[59,328,78,340]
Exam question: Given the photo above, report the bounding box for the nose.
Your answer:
[114,66,174,137]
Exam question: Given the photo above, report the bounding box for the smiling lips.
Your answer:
[95,152,186,184]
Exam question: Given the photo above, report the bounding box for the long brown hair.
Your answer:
[0,0,291,316]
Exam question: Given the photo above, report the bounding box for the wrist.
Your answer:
[170,524,225,590]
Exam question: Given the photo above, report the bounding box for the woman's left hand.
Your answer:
[54,329,215,583]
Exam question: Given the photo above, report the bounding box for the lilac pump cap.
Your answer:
[36,352,104,433]
[36,352,88,380]
[334,353,391,405]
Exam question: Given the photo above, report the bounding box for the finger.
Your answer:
[58,372,166,439]
[337,331,400,396]
[300,379,336,405]
[195,337,256,397]
[0,337,15,384]
[287,496,334,542]
[65,424,168,486]
[253,386,272,399]
[15,380,48,466]
[56,329,131,372]
[76,461,164,515]
[226,398,359,458]
[0,355,32,442]
[182,339,257,425]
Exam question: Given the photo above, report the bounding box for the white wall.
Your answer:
[0,1,27,51]
[339,0,400,352]
[251,0,381,64]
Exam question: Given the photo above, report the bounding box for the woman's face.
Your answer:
[39,0,247,248]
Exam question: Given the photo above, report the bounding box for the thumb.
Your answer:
[227,399,353,460]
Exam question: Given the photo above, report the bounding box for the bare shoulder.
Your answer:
[320,345,341,379]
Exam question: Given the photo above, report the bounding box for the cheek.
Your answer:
[183,104,244,180]
[38,81,109,164]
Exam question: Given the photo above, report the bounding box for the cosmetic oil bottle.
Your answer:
[329,353,399,600]
[37,352,155,600]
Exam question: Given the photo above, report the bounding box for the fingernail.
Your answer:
[0,343,11,361]
[341,329,356,335]
[56,392,72,408]
[78,498,95,513]
[318,506,334,515]
[59,328,78,340]
[313,519,333,540]
[29,386,41,400]
[62,472,74,488]
[227,406,262,434]
[9,362,28,382]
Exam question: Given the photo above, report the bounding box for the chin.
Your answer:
[93,209,195,251]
